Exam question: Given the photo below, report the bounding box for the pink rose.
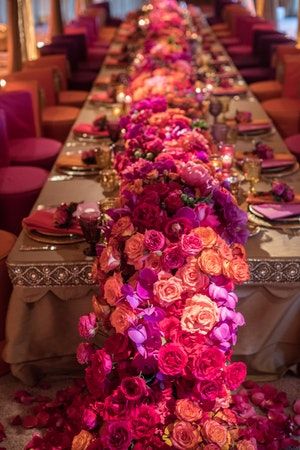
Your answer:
[120,376,147,401]
[181,294,219,334]
[180,232,203,255]
[78,313,97,340]
[153,276,183,306]
[144,253,162,273]
[162,244,185,271]
[194,379,223,402]
[76,342,94,365]
[101,420,132,450]
[144,229,165,252]
[177,259,209,292]
[225,362,247,390]
[192,347,225,380]
[180,161,212,192]
[158,343,188,376]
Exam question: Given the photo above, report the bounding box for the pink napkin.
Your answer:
[252,203,300,220]
[237,122,272,133]
[262,159,295,170]
[212,86,247,96]
[89,92,113,104]
[23,210,83,235]
[73,123,109,138]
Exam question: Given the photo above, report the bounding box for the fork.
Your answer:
[20,245,58,252]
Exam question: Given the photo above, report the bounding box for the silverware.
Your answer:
[20,245,58,252]
[48,175,74,181]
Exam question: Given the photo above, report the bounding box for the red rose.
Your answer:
[171,329,205,354]
[133,202,163,230]
[225,362,247,390]
[165,190,184,212]
[192,347,225,380]
[101,420,132,450]
[164,217,193,242]
[144,229,166,252]
[120,376,147,402]
[194,379,223,403]
[85,349,112,397]
[104,388,127,420]
[162,245,185,271]
[131,405,160,439]
[159,317,180,340]
[158,343,188,376]
[104,333,132,362]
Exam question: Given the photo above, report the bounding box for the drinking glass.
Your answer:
[107,120,121,143]
[211,123,229,143]
[220,143,235,174]
[209,98,223,123]
[79,211,101,256]
[243,157,262,194]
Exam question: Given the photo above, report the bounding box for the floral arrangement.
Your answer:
[16,1,299,450]
[53,202,79,228]
[253,142,274,160]
[271,181,295,202]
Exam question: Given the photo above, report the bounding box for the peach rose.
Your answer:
[125,232,144,268]
[92,296,110,320]
[229,258,250,283]
[100,244,120,273]
[193,227,217,248]
[144,253,162,273]
[153,276,183,306]
[198,249,223,276]
[171,421,201,450]
[111,216,134,237]
[215,237,233,261]
[110,304,136,334]
[175,399,202,422]
[181,294,219,334]
[203,419,229,448]
[237,440,257,450]
[104,272,123,306]
[177,259,209,292]
[71,430,93,450]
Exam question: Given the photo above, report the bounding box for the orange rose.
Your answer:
[215,237,233,261]
[229,258,250,283]
[71,430,93,450]
[181,294,219,334]
[171,421,201,449]
[222,259,231,279]
[237,440,257,450]
[99,244,120,273]
[203,419,229,448]
[110,304,136,334]
[125,232,144,268]
[177,259,209,292]
[154,276,183,306]
[111,216,134,237]
[198,249,223,276]
[92,296,110,320]
[175,399,202,422]
[144,253,162,273]
[104,272,123,306]
[193,227,217,248]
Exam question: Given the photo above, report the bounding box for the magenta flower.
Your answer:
[78,313,97,340]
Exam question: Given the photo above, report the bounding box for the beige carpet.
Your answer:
[0,373,299,450]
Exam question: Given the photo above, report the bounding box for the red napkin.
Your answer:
[89,92,114,104]
[73,123,109,138]
[212,85,247,96]
[237,121,272,133]
[23,210,83,235]
[262,159,295,170]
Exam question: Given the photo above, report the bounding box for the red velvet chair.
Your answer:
[0,110,48,235]
[285,134,300,162]
[0,229,16,376]
[0,90,61,169]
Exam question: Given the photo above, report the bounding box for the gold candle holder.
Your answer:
[95,146,112,170]
[99,169,119,194]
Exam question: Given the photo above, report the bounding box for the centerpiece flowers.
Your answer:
[21,1,299,449]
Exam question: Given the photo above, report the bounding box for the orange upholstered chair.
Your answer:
[262,54,300,137]
[250,45,300,102]
[0,229,16,375]
[7,68,79,142]
[214,5,249,39]
[24,55,88,108]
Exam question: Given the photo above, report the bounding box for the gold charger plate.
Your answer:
[248,211,300,230]
[24,227,85,245]
[262,162,299,178]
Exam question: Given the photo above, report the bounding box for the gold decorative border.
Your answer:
[7,258,300,287]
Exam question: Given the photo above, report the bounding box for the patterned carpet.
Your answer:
[0,373,299,449]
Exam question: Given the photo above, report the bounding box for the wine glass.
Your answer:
[211,123,229,143]
[107,120,121,143]
[209,98,223,123]
[243,157,262,194]
[79,211,101,256]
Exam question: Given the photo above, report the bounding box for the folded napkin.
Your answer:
[73,123,109,138]
[262,158,295,170]
[23,210,83,235]
[247,193,300,205]
[236,151,294,163]
[56,152,97,169]
[212,85,247,96]
[251,203,300,221]
[89,92,114,104]
[237,120,272,133]
[105,56,126,67]
[94,75,111,87]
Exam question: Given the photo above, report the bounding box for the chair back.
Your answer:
[8,67,57,106]
[282,54,300,99]
[40,42,78,71]
[0,110,10,167]
[0,90,36,140]
[53,34,87,62]
[2,80,41,136]
[24,55,69,91]
[274,44,300,82]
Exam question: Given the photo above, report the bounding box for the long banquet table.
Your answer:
[4,12,300,384]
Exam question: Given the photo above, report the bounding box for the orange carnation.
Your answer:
[175,398,203,422]
[193,226,217,248]
[110,304,136,334]
[198,249,223,276]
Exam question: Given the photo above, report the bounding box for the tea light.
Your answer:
[220,144,235,172]
[116,91,126,103]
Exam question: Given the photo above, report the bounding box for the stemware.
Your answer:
[220,143,235,174]
[107,120,121,143]
[209,97,223,123]
[211,123,229,143]
[243,157,262,194]
[79,211,101,256]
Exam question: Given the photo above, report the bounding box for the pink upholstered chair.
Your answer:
[285,134,300,162]
[0,229,16,375]
[0,110,48,235]
[0,90,61,170]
